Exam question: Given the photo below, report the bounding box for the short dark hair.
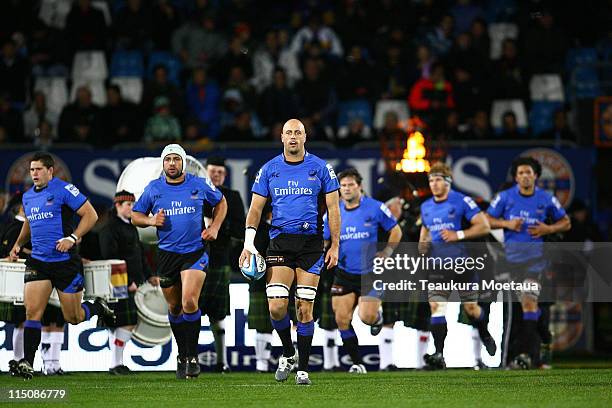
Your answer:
[338,168,362,185]
[511,157,541,178]
[31,152,54,169]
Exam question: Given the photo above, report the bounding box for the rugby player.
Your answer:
[239,119,340,385]
[325,168,401,373]
[486,157,570,368]
[131,144,227,379]
[419,162,495,370]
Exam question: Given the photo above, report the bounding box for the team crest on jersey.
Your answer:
[308,169,317,180]
[191,189,199,199]
[65,184,80,197]
[447,207,456,218]
[519,148,574,208]
[5,153,72,194]
[46,195,54,205]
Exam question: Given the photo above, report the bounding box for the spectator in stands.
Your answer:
[378,43,410,99]
[259,68,299,129]
[151,0,180,51]
[407,44,435,88]
[251,30,301,93]
[439,110,462,140]
[450,0,484,36]
[64,0,108,57]
[144,96,181,143]
[0,92,24,142]
[425,14,455,57]
[335,0,370,50]
[29,19,68,76]
[219,110,255,141]
[336,117,372,147]
[337,45,375,101]
[446,32,487,79]
[500,110,523,138]
[290,13,343,61]
[172,12,227,69]
[213,35,253,86]
[32,119,55,149]
[493,39,528,101]
[101,85,142,146]
[23,91,59,140]
[452,66,489,122]
[408,62,455,131]
[542,109,577,143]
[463,109,492,140]
[378,111,404,141]
[295,58,337,140]
[225,65,256,110]
[141,64,185,119]
[58,86,102,144]
[113,0,153,51]
[0,39,28,104]
[470,18,490,63]
[186,66,221,139]
[522,9,568,75]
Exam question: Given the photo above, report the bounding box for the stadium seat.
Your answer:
[34,77,69,114]
[38,0,72,29]
[72,51,109,81]
[111,50,145,78]
[373,100,410,130]
[528,101,562,136]
[485,0,517,23]
[573,66,601,98]
[337,99,373,128]
[565,48,598,72]
[529,74,564,102]
[491,99,527,130]
[147,51,182,86]
[70,79,107,106]
[488,23,518,59]
[110,77,143,104]
[92,0,112,25]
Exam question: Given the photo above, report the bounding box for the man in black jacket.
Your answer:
[201,157,246,373]
[99,191,158,375]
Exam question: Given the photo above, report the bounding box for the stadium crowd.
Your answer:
[0,0,610,147]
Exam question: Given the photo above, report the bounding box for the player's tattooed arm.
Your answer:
[9,216,31,261]
[324,191,340,268]
[202,196,227,241]
[528,215,571,238]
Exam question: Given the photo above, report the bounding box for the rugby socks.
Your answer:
[110,328,132,368]
[416,330,430,369]
[522,310,540,362]
[183,309,202,358]
[270,314,295,357]
[169,313,186,358]
[430,316,447,354]
[322,329,340,370]
[378,326,394,369]
[12,326,24,360]
[537,307,552,344]
[255,332,274,372]
[24,320,42,365]
[340,327,362,365]
[296,320,315,371]
[472,327,483,364]
[211,320,227,366]
[470,308,490,340]
[42,331,64,373]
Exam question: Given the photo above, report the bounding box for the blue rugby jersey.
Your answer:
[22,177,87,262]
[324,196,397,275]
[251,152,340,239]
[487,184,566,263]
[133,173,223,254]
[421,189,481,258]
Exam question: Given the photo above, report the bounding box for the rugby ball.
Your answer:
[240,253,266,281]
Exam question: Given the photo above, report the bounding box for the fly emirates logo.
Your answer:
[165,200,196,216]
[340,226,370,241]
[27,206,54,221]
[274,180,313,196]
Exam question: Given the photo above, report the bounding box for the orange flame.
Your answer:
[395,130,430,173]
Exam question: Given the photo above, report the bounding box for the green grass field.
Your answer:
[1,369,612,408]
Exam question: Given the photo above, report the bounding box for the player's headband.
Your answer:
[428,172,452,185]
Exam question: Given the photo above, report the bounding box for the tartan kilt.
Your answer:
[0,302,25,325]
[316,269,336,330]
[383,301,431,331]
[199,265,231,321]
[107,292,138,328]
[247,277,273,333]
[457,301,491,326]
[41,304,65,326]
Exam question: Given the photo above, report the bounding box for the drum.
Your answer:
[83,260,128,301]
[132,282,171,346]
[0,260,60,306]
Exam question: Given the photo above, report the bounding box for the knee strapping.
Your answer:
[295,285,317,302]
[266,283,290,299]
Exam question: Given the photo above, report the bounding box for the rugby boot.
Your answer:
[295,370,312,385]
[275,351,297,382]
[185,357,200,379]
